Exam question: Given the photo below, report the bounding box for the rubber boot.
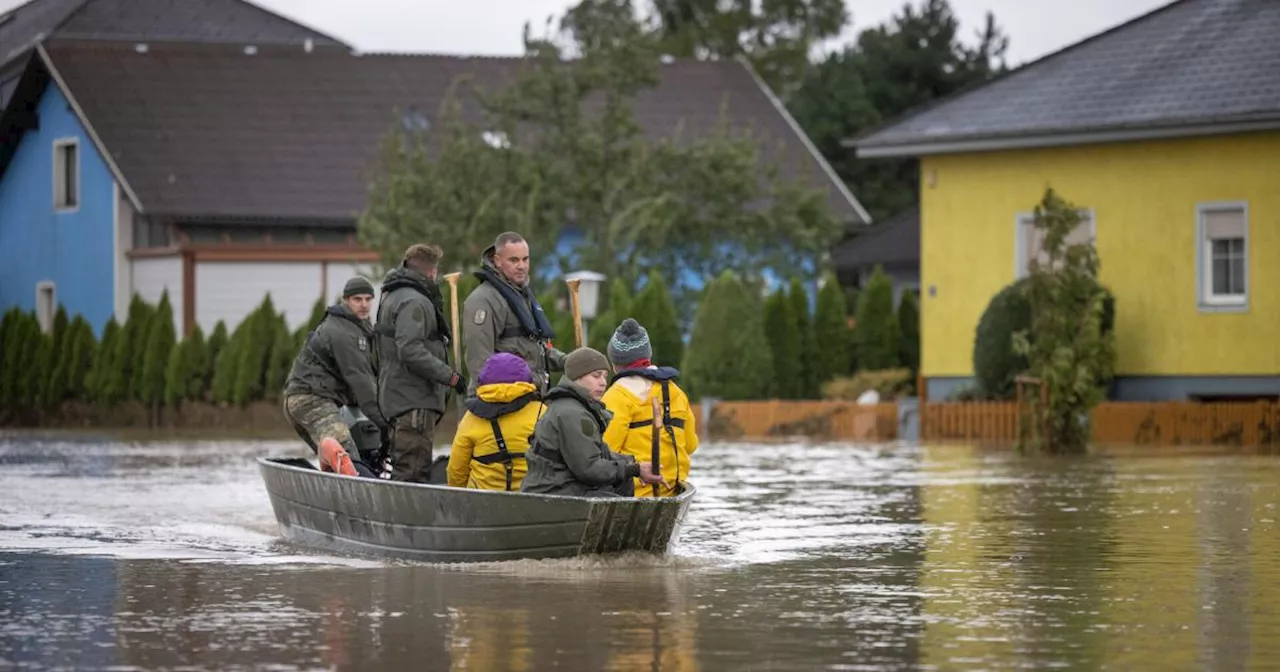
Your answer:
[319,438,358,477]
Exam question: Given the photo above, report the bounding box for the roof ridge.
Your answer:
[231,0,350,47]
[850,0,1192,148]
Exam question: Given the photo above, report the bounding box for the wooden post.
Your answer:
[566,278,584,348]
[443,272,462,367]
[650,394,663,498]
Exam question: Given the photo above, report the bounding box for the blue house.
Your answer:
[1,6,866,338]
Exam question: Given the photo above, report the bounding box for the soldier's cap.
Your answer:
[343,276,375,298]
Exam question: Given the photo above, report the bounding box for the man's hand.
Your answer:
[448,372,467,396]
[637,462,668,487]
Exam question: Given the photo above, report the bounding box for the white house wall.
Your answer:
[129,256,183,333]
[113,183,134,320]
[195,261,323,332]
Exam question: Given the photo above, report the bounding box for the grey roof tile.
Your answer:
[831,205,918,271]
[856,0,1280,151]
[37,41,863,224]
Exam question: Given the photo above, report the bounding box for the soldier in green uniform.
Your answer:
[282,276,385,477]
[462,232,567,396]
[376,243,467,483]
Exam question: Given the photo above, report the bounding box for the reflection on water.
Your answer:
[0,435,1277,670]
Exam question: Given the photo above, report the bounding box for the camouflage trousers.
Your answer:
[283,393,353,454]
[389,408,439,484]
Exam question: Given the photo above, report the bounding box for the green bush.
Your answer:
[27,327,53,409]
[763,286,800,399]
[788,277,819,399]
[0,307,23,406]
[854,266,900,370]
[898,290,920,376]
[628,271,683,368]
[64,317,97,401]
[139,291,177,406]
[813,274,851,383]
[204,320,228,396]
[88,319,122,404]
[231,296,278,406]
[165,323,207,406]
[211,324,242,405]
[683,270,772,401]
[120,293,155,401]
[265,314,295,402]
[972,280,1031,399]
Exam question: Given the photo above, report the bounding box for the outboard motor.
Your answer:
[339,406,451,485]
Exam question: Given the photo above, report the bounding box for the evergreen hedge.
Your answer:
[683,271,772,401]
[628,271,683,367]
[853,266,900,371]
[788,277,819,399]
[763,286,800,399]
[813,274,851,382]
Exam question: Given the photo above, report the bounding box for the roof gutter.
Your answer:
[848,117,1280,158]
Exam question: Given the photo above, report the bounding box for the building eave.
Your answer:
[35,42,144,212]
[849,117,1280,158]
[733,54,873,225]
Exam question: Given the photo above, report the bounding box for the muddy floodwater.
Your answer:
[1,435,1277,671]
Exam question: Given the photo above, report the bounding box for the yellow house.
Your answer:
[852,0,1279,402]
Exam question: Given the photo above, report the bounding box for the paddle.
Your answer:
[566,277,584,348]
[650,394,663,497]
[444,271,464,421]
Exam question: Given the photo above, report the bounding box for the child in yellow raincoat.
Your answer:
[448,353,545,491]
[601,318,699,497]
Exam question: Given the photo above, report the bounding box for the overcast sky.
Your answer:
[0,0,1171,66]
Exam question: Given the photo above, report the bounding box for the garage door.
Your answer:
[195,261,323,333]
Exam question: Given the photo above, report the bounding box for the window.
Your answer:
[53,139,79,211]
[133,218,172,248]
[36,282,55,333]
[1197,203,1248,310]
[1015,209,1095,278]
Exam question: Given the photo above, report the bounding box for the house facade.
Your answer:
[854,0,1279,402]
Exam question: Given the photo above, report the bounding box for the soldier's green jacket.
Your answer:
[462,261,566,395]
[283,303,383,427]
[521,378,640,497]
[376,266,455,420]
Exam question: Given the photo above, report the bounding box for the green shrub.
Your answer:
[788,277,819,399]
[813,274,851,383]
[139,291,177,405]
[0,307,23,406]
[231,296,278,406]
[628,271,683,368]
[898,290,920,377]
[854,266,900,370]
[64,316,97,401]
[682,271,772,401]
[88,319,122,404]
[972,280,1031,399]
[204,320,228,397]
[165,323,208,406]
[265,315,295,402]
[763,286,800,399]
[120,293,155,401]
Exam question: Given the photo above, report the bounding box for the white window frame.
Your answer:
[1195,201,1249,313]
[1014,207,1097,279]
[36,281,56,333]
[53,137,80,213]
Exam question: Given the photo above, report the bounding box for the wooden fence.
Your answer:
[709,399,1279,447]
[707,400,899,441]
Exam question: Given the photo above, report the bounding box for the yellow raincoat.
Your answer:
[448,381,545,491]
[602,367,698,497]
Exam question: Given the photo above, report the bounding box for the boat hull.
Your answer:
[257,457,696,563]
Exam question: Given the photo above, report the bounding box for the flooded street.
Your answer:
[1,435,1277,670]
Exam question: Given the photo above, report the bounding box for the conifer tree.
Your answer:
[763,287,800,399]
[629,271,684,368]
[65,316,97,401]
[14,314,43,407]
[854,266,901,370]
[232,296,278,405]
[265,315,295,402]
[813,274,851,383]
[140,291,177,406]
[0,307,22,406]
[788,277,819,398]
[88,319,122,404]
[683,271,772,400]
[118,294,154,401]
[204,320,228,399]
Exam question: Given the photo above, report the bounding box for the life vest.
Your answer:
[464,391,540,491]
[613,366,684,493]
[473,266,556,341]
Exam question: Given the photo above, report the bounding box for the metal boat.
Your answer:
[257,456,696,563]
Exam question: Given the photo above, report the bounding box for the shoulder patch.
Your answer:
[580,417,595,436]
[411,305,426,323]
[357,336,368,351]
[473,308,487,325]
